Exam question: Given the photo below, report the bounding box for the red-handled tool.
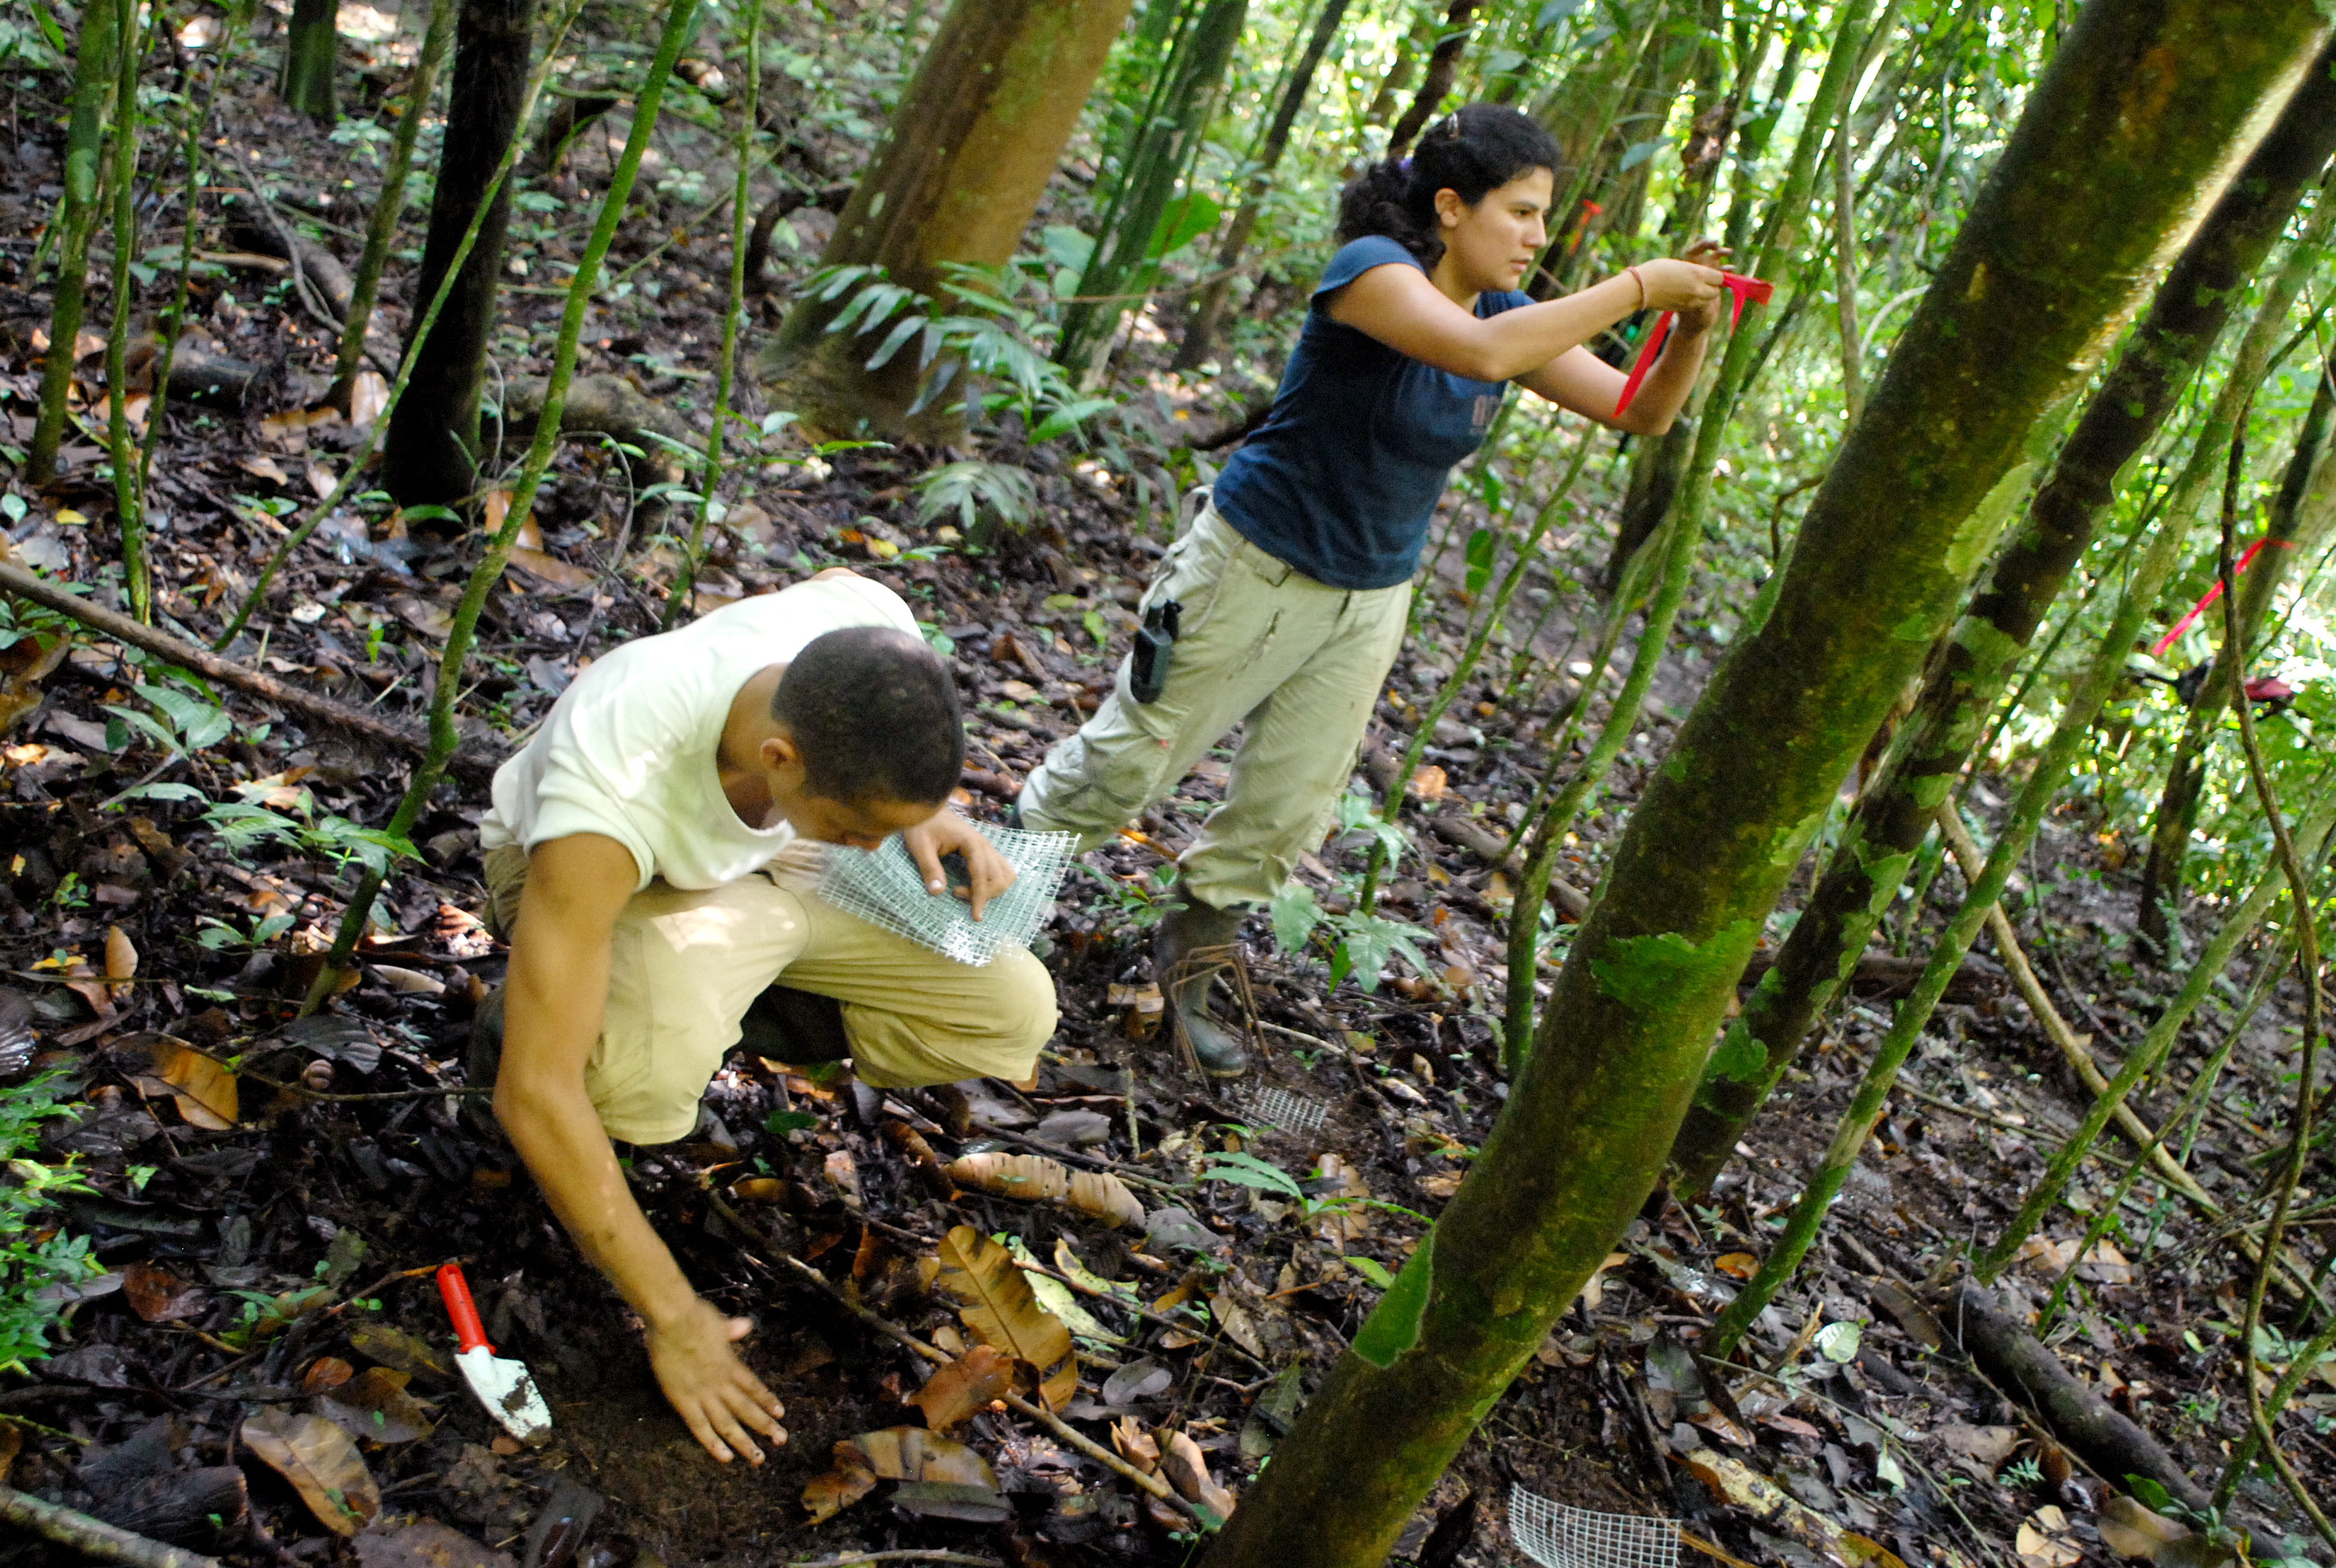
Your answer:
[1613,269,1775,419]
[437,1262,552,1443]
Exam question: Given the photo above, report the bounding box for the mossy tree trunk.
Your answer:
[28,0,117,485]
[765,0,1138,440]
[2135,356,2336,954]
[279,0,338,124]
[381,0,540,506]
[1171,0,1348,371]
[1663,38,2336,1199]
[1199,8,2329,1565]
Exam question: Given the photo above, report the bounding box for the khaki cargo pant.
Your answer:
[483,842,1055,1145]
[1019,496,1410,910]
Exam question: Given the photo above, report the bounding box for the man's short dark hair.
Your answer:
[771,626,964,806]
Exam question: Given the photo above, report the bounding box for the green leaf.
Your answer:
[1464,528,1497,598]
[1269,884,1323,955]
[1617,136,1671,173]
[1350,1227,1435,1370]
[1147,192,1222,260]
[1201,1151,1304,1202]
[764,1110,820,1135]
[1345,1256,1396,1290]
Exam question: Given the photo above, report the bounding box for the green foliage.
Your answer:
[916,459,1038,535]
[0,1073,98,1372]
[198,783,415,877]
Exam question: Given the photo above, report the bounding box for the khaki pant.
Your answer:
[1019,498,1411,910]
[484,842,1055,1145]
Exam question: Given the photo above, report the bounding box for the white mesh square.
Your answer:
[1509,1486,1679,1568]
[1241,1086,1328,1133]
[817,824,1075,965]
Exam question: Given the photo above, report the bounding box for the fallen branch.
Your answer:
[1943,1278,2208,1512]
[0,1483,222,1568]
[0,560,504,782]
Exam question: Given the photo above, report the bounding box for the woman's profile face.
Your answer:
[1436,166,1555,294]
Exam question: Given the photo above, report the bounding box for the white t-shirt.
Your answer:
[480,574,922,891]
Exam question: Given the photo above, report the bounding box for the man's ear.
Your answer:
[760,730,803,776]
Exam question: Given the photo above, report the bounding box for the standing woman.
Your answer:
[1020,104,1725,1076]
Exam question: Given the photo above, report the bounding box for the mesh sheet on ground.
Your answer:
[1509,1486,1679,1568]
[818,824,1075,965]
[1240,1085,1328,1133]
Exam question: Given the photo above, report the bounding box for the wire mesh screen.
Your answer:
[818,824,1075,966]
[1509,1487,1679,1568]
[1241,1085,1328,1134]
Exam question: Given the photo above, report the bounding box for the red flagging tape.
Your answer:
[1613,270,1773,419]
[2148,537,2296,658]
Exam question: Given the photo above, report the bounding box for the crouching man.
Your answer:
[473,567,1056,1466]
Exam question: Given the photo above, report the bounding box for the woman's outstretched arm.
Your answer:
[1327,250,1723,385]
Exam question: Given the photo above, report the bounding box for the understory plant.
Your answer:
[0,1074,98,1370]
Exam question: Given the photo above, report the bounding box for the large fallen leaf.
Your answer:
[891,1481,1012,1522]
[905,1346,1012,1433]
[945,1151,1144,1228]
[104,925,137,997]
[802,1440,878,1524]
[2017,1505,2084,1568]
[347,371,390,430]
[1004,1236,1124,1344]
[852,1426,999,1488]
[932,1224,1077,1410]
[348,1323,453,1383]
[1684,1449,1879,1567]
[318,1366,436,1445]
[241,1407,378,1536]
[1160,1428,1237,1521]
[119,1033,239,1130]
[122,1261,206,1323]
[506,547,595,590]
[2096,1495,2212,1563]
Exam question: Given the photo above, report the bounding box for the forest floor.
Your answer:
[2,11,2334,1568]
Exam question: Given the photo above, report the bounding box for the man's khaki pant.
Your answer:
[483,843,1055,1145]
[1020,498,1410,910]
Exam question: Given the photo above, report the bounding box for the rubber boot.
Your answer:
[1153,899,1251,1078]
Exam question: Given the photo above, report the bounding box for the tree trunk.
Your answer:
[1385,0,1479,159]
[279,0,338,123]
[1057,0,1246,378]
[28,0,117,484]
[381,0,539,506]
[1362,3,1435,130]
[763,0,1138,440]
[1662,39,2336,1199]
[332,0,457,407]
[1198,8,2329,1565]
[2135,356,2336,953]
[1171,0,1348,371]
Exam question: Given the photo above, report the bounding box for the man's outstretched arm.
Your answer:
[494,832,788,1464]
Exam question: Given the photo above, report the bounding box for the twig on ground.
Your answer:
[0,561,502,780]
[0,1484,221,1568]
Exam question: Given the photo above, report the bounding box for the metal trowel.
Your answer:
[437,1262,553,1443]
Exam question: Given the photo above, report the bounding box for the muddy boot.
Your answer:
[1153,899,1251,1079]
[737,983,853,1065]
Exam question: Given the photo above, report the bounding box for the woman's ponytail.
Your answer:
[1335,104,1563,266]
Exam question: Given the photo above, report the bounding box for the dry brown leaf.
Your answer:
[1713,1251,1758,1279]
[123,1260,206,1323]
[347,371,390,429]
[906,1345,1012,1433]
[2097,1495,2193,1561]
[2017,1506,2084,1568]
[0,1422,18,1485]
[303,1357,356,1393]
[505,546,595,590]
[1684,1449,1854,1563]
[851,1426,999,1487]
[119,1033,240,1129]
[1406,765,1449,801]
[241,1407,378,1536]
[103,925,137,995]
[319,1366,436,1445]
[945,1151,1143,1228]
[348,1323,453,1383]
[1160,1428,1237,1520]
[390,597,454,641]
[306,459,340,501]
[1111,1416,1159,1473]
[238,454,292,486]
[802,1439,877,1524]
[932,1224,1077,1410]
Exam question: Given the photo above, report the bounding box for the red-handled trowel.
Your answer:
[437,1262,552,1444]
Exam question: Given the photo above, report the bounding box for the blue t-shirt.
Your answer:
[1212,235,1530,591]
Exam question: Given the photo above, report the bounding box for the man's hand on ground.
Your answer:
[903,808,1016,920]
[647,1297,789,1464]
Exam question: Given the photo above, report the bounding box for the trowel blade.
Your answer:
[456,1345,553,1442]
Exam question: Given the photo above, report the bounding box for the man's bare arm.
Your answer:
[495,833,787,1464]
